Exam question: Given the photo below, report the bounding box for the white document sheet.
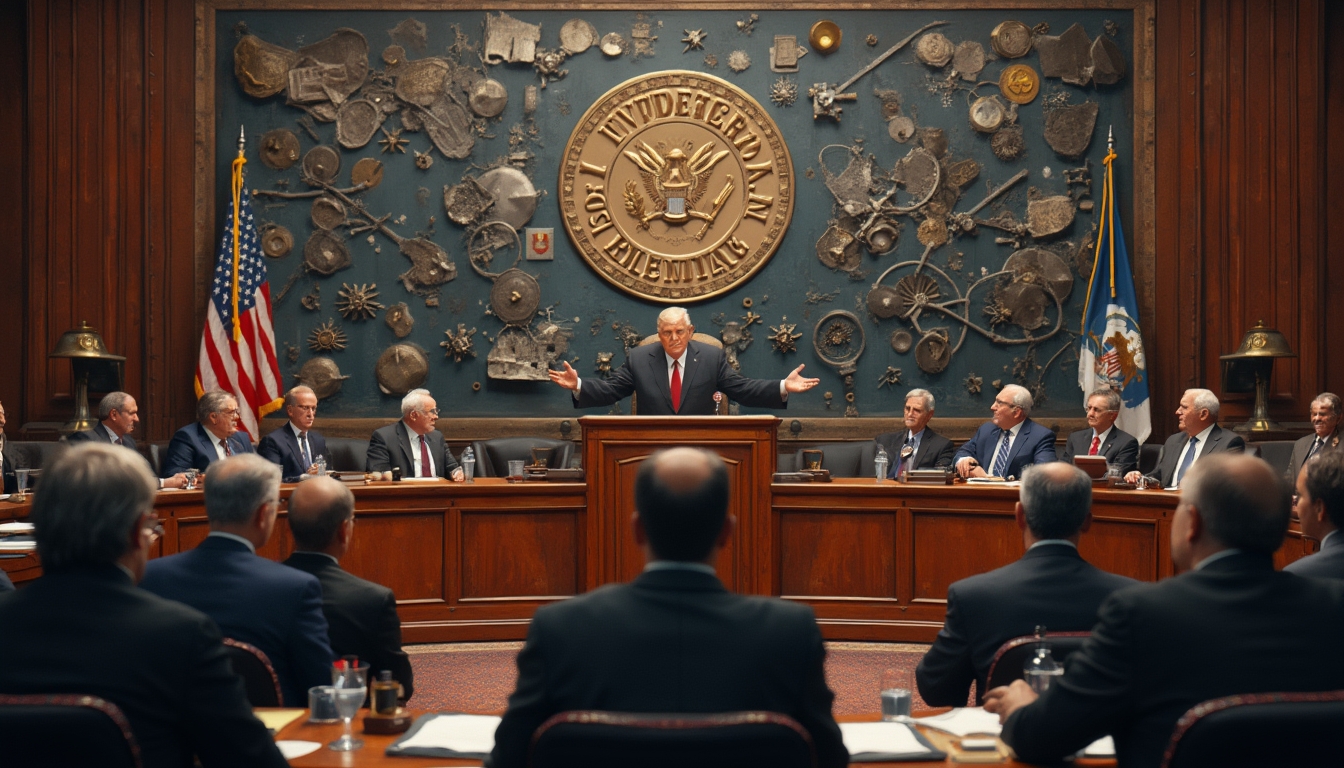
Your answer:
[0,521,35,533]
[839,722,932,756]
[397,713,502,754]
[1084,735,1115,757]
[914,707,1004,737]
[275,741,321,759]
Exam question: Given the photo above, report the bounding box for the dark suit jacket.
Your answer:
[1144,425,1246,487]
[67,423,135,449]
[876,428,956,476]
[257,423,329,482]
[283,552,414,700]
[1002,552,1344,768]
[1284,532,1344,580]
[139,536,334,706]
[952,419,1058,478]
[0,564,287,768]
[1,443,13,494]
[365,421,459,478]
[161,423,254,478]
[574,340,786,415]
[916,544,1137,706]
[1063,427,1140,476]
[487,568,847,768]
[0,568,12,592]
[1286,430,1342,482]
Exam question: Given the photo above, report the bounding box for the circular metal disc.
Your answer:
[915,332,951,373]
[310,196,346,231]
[302,146,341,186]
[600,33,626,57]
[1005,248,1074,301]
[469,78,509,118]
[490,268,541,326]
[260,224,293,258]
[812,310,866,368]
[335,99,384,149]
[917,217,949,247]
[375,344,429,396]
[351,157,384,190]
[953,41,986,80]
[296,357,349,400]
[384,302,415,338]
[916,33,954,66]
[303,230,351,275]
[999,64,1041,105]
[260,129,301,170]
[560,19,598,54]
[864,222,900,255]
[894,273,941,316]
[476,166,537,229]
[970,96,1006,133]
[888,116,915,143]
[867,285,903,318]
[890,329,913,354]
[997,282,1049,330]
[991,21,1034,59]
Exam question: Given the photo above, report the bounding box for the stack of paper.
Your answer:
[840,721,946,762]
[386,713,502,758]
[914,707,1003,737]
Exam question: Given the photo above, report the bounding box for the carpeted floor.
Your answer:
[405,641,939,715]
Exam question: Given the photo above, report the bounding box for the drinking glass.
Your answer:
[507,459,525,479]
[183,469,199,490]
[13,469,29,500]
[880,667,913,721]
[328,662,368,751]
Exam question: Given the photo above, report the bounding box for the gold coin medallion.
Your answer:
[999,64,1041,105]
[560,71,794,303]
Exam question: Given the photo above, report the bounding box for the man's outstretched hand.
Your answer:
[783,364,820,394]
[548,361,580,391]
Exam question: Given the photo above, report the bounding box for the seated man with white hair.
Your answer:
[1124,388,1245,488]
[365,388,463,480]
[954,384,1058,479]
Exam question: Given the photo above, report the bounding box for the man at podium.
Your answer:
[548,307,818,415]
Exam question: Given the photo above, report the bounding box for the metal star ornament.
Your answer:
[378,127,410,154]
[682,29,707,53]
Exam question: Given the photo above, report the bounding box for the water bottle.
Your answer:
[315,455,327,476]
[1023,625,1063,693]
[461,446,475,483]
[874,445,889,483]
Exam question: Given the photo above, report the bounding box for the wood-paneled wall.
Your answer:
[8,0,1341,441]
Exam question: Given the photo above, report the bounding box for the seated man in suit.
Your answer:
[284,476,415,701]
[0,399,12,494]
[547,306,819,415]
[366,388,463,480]
[986,454,1344,768]
[876,388,956,477]
[257,385,328,482]
[140,454,333,706]
[1124,388,1245,488]
[1286,392,1341,482]
[917,462,1136,706]
[162,390,254,478]
[488,447,847,768]
[1284,451,1344,579]
[67,391,188,489]
[0,443,286,768]
[954,384,1058,479]
[1063,388,1140,476]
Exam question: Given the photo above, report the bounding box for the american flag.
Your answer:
[195,155,284,440]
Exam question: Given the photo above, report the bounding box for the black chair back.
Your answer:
[1248,440,1295,478]
[529,711,816,768]
[791,442,878,478]
[222,638,283,707]
[325,437,369,473]
[472,437,576,477]
[0,693,141,768]
[1161,690,1344,768]
[1139,443,1162,475]
[984,632,1091,694]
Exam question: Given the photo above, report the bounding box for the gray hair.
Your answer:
[1182,454,1289,553]
[204,454,281,526]
[196,390,237,423]
[400,388,434,418]
[1018,462,1093,539]
[98,391,134,421]
[32,443,157,569]
[657,306,692,327]
[1088,388,1121,413]
[906,388,936,412]
[283,385,316,408]
[1187,388,1221,417]
[1002,384,1034,415]
[1311,392,1342,417]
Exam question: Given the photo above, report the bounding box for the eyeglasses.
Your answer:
[420,407,440,416]
[993,398,1017,408]
[218,408,240,416]
[1084,406,1115,414]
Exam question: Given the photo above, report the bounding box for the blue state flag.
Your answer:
[1078,145,1151,443]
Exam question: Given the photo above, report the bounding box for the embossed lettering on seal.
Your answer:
[560,71,794,302]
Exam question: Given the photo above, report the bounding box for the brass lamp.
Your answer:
[1219,320,1295,432]
[50,321,126,434]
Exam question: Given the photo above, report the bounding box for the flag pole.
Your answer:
[230,127,246,341]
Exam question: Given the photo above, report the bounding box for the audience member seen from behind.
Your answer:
[139,454,333,706]
[985,454,1344,768]
[284,476,415,701]
[161,390,255,478]
[1284,451,1344,579]
[488,447,847,768]
[0,443,286,768]
[916,462,1136,706]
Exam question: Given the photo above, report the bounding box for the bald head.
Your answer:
[288,476,356,553]
[1180,453,1290,555]
[635,447,730,562]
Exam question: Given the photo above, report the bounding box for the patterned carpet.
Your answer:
[404,641,938,715]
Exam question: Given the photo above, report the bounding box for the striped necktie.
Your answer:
[990,429,1012,477]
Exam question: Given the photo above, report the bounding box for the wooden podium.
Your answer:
[579,415,780,595]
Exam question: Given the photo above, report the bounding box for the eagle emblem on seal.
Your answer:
[622,140,735,239]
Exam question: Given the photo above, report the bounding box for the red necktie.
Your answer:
[670,361,682,413]
[221,438,233,457]
[1088,436,1100,456]
[419,435,433,477]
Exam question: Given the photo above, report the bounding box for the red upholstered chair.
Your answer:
[528,711,817,768]
[1160,690,1344,768]
[984,631,1092,694]
[222,637,283,707]
[0,693,141,768]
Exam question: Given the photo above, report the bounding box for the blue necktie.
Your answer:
[990,429,1012,477]
[1174,436,1200,487]
[300,431,312,469]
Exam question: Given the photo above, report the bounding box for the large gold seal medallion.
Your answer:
[560,71,794,302]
